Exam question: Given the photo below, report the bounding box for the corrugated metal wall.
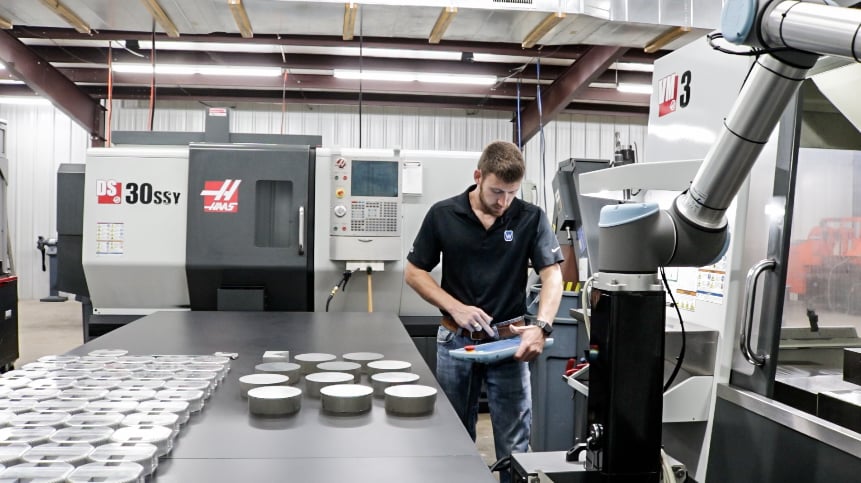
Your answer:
[7,99,645,299]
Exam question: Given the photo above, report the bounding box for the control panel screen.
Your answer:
[351,160,398,197]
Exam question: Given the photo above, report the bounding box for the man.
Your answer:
[405,140,563,483]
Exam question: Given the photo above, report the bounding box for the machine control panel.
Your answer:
[330,156,402,237]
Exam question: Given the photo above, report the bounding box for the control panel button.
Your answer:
[333,205,347,217]
[335,188,345,198]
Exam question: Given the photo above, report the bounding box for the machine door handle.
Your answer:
[739,259,776,366]
[298,206,305,256]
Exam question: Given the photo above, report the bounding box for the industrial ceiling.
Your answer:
[0,1,722,142]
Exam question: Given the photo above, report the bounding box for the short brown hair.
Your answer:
[477,141,525,183]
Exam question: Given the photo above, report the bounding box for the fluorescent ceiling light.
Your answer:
[612,62,654,73]
[333,69,496,85]
[0,97,51,106]
[112,63,282,77]
[134,41,463,61]
[616,83,653,94]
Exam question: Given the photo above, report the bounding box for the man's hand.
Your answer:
[449,305,495,337]
[509,324,545,362]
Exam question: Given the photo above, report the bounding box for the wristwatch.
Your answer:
[534,319,553,337]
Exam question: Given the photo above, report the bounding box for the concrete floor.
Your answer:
[14,298,500,473]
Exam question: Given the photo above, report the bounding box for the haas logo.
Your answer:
[201,180,241,213]
[658,70,691,117]
[96,180,122,204]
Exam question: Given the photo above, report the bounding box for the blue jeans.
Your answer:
[436,325,532,483]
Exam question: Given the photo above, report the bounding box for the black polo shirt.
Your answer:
[407,185,563,323]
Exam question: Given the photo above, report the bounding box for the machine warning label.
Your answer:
[97,180,122,204]
[201,179,241,213]
[96,222,124,255]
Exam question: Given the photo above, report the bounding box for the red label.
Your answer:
[657,73,679,117]
[96,180,122,204]
[201,179,241,213]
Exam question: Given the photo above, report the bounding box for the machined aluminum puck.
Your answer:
[116,379,165,391]
[0,442,29,465]
[84,400,139,415]
[163,380,210,399]
[67,462,144,483]
[0,411,12,427]
[0,462,73,482]
[370,372,420,398]
[0,399,37,414]
[342,352,385,374]
[305,372,355,398]
[50,427,113,446]
[0,427,56,445]
[88,370,134,381]
[88,349,129,358]
[293,353,336,375]
[384,385,437,416]
[64,412,124,429]
[73,379,122,391]
[10,388,60,401]
[58,388,109,402]
[110,426,172,457]
[130,371,172,381]
[21,362,64,372]
[186,363,227,380]
[316,361,361,378]
[28,378,77,391]
[88,443,158,477]
[136,401,190,425]
[261,351,290,363]
[33,399,88,415]
[366,360,412,375]
[122,413,180,435]
[193,355,232,366]
[9,412,70,428]
[21,443,94,465]
[0,378,30,391]
[38,355,80,364]
[154,390,205,413]
[63,363,104,373]
[253,363,300,383]
[248,386,302,416]
[116,356,154,365]
[320,384,373,414]
[2,370,49,381]
[238,374,290,398]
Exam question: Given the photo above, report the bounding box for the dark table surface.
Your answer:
[69,310,495,482]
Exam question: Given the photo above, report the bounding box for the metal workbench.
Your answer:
[68,311,495,483]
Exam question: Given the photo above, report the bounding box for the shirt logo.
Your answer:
[504,230,514,242]
[201,179,241,213]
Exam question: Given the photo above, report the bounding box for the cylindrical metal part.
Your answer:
[136,401,190,426]
[366,360,412,376]
[89,370,134,381]
[238,374,290,398]
[105,388,157,402]
[370,372,420,398]
[0,427,56,445]
[38,355,80,364]
[21,442,94,465]
[305,372,355,398]
[0,462,73,482]
[110,426,173,457]
[65,412,125,429]
[320,384,373,414]
[247,386,302,416]
[316,361,361,378]
[73,378,123,390]
[58,388,110,402]
[254,363,301,383]
[154,390,205,412]
[163,380,211,399]
[88,349,129,357]
[0,399,37,414]
[384,384,438,416]
[84,400,140,415]
[28,378,76,391]
[0,442,30,466]
[293,353,337,375]
[10,412,70,428]
[34,399,88,415]
[342,352,384,375]
[49,427,114,446]
[88,443,158,477]
[11,388,61,401]
[67,462,144,483]
[0,411,13,427]
[116,379,165,391]
[261,351,290,363]
[0,378,32,390]
[122,412,181,436]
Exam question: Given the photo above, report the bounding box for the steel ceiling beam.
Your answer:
[516,45,627,145]
[0,30,104,141]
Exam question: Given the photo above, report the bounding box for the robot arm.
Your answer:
[597,0,861,274]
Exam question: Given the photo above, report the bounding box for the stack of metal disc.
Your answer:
[238,374,290,398]
[384,385,438,416]
[320,385,373,414]
[304,372,355,398]
[370,372,420,397]
[247,386,302,416]
[88,442,159,477]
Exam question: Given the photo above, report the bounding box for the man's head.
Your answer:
[473,141,525,217]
